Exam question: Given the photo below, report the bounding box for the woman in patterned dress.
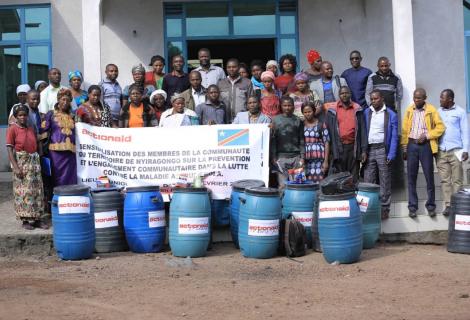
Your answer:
[6,105,47,230]
[40,88,77,187]
[302,101,330,182]
[76,85,112,127]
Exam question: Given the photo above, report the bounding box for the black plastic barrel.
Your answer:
[447,189,470,254]
[91,188,128,253]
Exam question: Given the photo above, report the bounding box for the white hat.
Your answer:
[16,84,31,95]
[150,89,167,102]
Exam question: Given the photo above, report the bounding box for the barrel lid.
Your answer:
[53,184,90,196]
[232,179,265,192]
[245,187,279,196]
[91,187,121,194]
[126,186,160,192]
[173,187,208,193]
[319,191,356,200]
[358,182,380,192]
[286,182,319,191]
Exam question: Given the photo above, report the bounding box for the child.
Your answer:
[271,96,305,191]
[149,89,167,122]
[302,101,330,182]
[195,85,227,125]
[6,105,47,230]
[260,71,281,119]
[100,63,122,127]
[289,72,320,120]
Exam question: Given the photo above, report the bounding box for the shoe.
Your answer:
[427,208,436,217]
[22,221,35,230]
[442,206,451,217]
[381,208,390,220]
[409,210,417,219]
[34,220,50,230]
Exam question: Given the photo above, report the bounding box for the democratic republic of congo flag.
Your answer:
[217,128,249,146]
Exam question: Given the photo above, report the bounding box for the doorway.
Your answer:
[187,39,276,72]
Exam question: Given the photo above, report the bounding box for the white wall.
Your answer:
[298,0,394,77]
[100,0,165,87]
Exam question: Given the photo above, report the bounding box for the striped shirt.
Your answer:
[408,107,428,139]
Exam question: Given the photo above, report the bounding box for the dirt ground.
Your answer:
[0,243,469,320]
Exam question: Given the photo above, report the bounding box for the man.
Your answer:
[233,95,271,124]
[39,68,65,114]
[217,58,254,122]
[162,55,190,107]
[310,61,348,105]
[195,48,225,88]
[181,70,206,111]
[363,90,399,219]
[196,85,227,125]
[437,89,469,216]
[250,60,265,92]
[341,50,372,108]
[401,88,445,218]
[100,63,122,127]
[365,57,403,113]
[303,49,323,84]
[326,86,367,181]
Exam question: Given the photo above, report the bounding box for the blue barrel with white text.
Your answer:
[357,183,381,249]
[282,182,319,248]
[52,185,95,260]
[124,186,165,253]
[239,187,281,259]
[169,188,211,257]
[318,192,362,264]
[230,179,266,248]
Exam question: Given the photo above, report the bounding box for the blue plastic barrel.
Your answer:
[282,182,319,248]
[318,192,363,264]
[357,183,381,249]
[230,180,265,248]
[52,185,95,260]
[123,186,165,253]
[211,199,230,227]
[169,187,211,257]
[239,187,281,259]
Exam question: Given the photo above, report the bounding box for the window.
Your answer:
[0,5,51,125]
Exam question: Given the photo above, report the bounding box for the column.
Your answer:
[82,0,102,85]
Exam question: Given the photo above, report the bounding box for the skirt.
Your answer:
[13,152,44,221]
[50,150,77,187]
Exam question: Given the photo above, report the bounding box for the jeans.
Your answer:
[406,141,435,211]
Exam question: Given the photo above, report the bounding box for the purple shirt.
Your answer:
[341,66,372,108]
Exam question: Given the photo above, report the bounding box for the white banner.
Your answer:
[75,123,270,200]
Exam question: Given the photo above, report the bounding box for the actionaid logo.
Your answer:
[149,210,166,228]
[58,196,91,214]
[248,219,279,237]
[178,217,209,234]
[82,128,132,142]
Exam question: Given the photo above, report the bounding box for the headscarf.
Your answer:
[294,72,309,83]
[34,80,47,90]
[150,89,167,102]
[260,71,275,81]
[16,84,31,95]
[307,49,321,64]
[170,93,185,104]
[68,70,83,81]
[57,88,73,101]
[132,64,146,74]
[266,60,278,69]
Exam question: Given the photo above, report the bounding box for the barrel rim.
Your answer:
[319,191,356,200]
[245,187,279,196]
[358,182,380,192]
[126,186,160,192]
[91,187,121,194]
[173,187,208,193]
[53,184,90,196]
[286,182,319,191]
[232,179,265,192]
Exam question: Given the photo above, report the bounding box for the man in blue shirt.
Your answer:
[341,51,372,108]
[437,89,469,216]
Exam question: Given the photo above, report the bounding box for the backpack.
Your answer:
[320,172,357,195]
[279,215,307,257]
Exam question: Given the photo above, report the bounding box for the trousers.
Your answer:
[436,150,463,207]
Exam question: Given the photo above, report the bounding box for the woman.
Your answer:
[122,64,156,106]
[76,85,112,127]
[302,101,329,182]
[274,54,297,95]
[266,60,279,77]
[35,80,48,93]
[159,94,198,127]
[233,95,271,124]
[120,84,158,128]
[239,63,250,79]
[6,105,47,230]
[40,88,77,187]
[149,89,167,122]
[259,71,281,119]
[250,60,265,91]
[68,70,88,112]
[145,55,165,89]
[289,72,320,120]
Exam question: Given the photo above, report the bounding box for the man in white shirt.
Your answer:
[39,68,65,114]
[195,48,225,88]
[180,70,206,110]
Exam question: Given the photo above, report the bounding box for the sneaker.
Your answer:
[22,221,35,230]
[34,220,50,230]
[427,208,436,217]
[381,208,390,220]
[442,206,451,217]
[409,210,417,219]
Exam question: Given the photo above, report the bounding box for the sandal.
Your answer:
[22,221,35,230]
[34,220,50,230]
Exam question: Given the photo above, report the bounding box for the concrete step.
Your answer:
[391,200,445,217]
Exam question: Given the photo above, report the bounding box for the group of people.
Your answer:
[6,47,469,230]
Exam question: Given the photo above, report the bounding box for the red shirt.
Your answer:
[336,101,357,145]
[274,73,295,95]
[6,124,37,154]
